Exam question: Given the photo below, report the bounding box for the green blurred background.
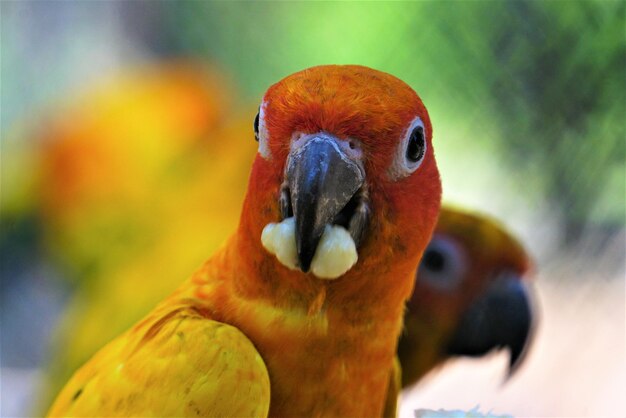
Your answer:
[1,1,624,416]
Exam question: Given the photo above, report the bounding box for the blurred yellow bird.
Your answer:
[36,61,233,284]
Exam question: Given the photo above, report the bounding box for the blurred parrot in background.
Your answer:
[46,65,442,416]
[398,207,535,389]
[36,61,233,284]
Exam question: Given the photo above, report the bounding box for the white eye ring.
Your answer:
[388,116,427,180]
[257,99,271,160]
[417,234,467,292]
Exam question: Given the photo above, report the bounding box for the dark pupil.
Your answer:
[253,112,260,141]
[422,248,445,273]
[406,127,424,162]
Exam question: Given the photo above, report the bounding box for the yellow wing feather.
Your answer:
[47,307,270,417]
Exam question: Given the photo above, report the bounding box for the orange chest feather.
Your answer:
[184,271,401,417]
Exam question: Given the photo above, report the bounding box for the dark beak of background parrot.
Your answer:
[286,134,364,272]
[446,274,535,376]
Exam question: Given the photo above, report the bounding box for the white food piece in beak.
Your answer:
[261,217,358,279]
[261,217,298,270]
[310,224,358,279]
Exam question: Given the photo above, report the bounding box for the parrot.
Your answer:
[397,207,535,389]
[46,65,442,417]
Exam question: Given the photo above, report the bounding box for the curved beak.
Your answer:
[446,273,535,376]
[286,134,364,272]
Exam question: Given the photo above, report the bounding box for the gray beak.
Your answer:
[286,134,364,272]
[446,274,535,375]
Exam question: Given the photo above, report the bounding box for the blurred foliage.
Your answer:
[489,2,625,240]
[141,0,624,245]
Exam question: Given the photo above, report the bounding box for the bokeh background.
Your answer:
[1,1,624,417]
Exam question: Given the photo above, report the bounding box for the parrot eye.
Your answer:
[253,110,260,141]
[256,100,271,159]
[406,126,425,163]
[388,117,427,180]
[418,234,467,291]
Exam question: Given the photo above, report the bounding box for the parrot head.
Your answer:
[237,65,441,304]
[400,207,535,386]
